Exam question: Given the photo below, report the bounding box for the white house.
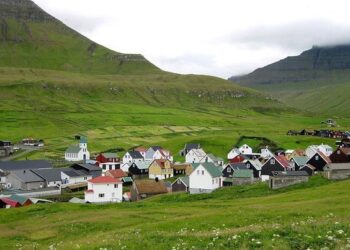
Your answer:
[317,144,333,157]
[239,144,253,155]
[84,176,123,203]
[145,146,162,160]
[185,148,207,163]
[305,145,318,158]
[261,146,274,159]
[189,163,222,194]
[65,137,90,162]
[122,151,144,164]
[61,169,92,187]
[153,149,174,162]
[227,148,240,160]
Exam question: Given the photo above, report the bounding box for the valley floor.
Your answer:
[0,176,349,249]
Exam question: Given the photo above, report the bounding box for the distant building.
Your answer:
[95,153,121,172]
[65,137,90,162]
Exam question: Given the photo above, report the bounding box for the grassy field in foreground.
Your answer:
[0,176,350,249]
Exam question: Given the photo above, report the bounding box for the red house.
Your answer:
[95,153,121,172]
[0,197,21,208]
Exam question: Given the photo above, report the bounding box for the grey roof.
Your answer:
[133,161,151,170]
[32,168,68,182]
[65,145,81,154]
[127,151,143,159]
[292,156,309,166]
[102,153,118,158]
[185,144,200,150]
[0,160,52,172]
[62,169,90,177]
[271,171,309,177]
[11,170,44,183]
[245,159,263,170]
[71,163,101,171]
[150,146,162,151]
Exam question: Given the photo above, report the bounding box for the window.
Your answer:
[247,163,250,167]
[271,159,275,165]
[315,155,319,161]
[114,184,118,188]
[212,179,214,184]
[103,164,106,170]
[197,170,200,175]
[202,170,204,175]
[177,180,181,184]
[84,177,87,180]
[227,167,231,173]
[99,193,105,198]
[109,165,112,170]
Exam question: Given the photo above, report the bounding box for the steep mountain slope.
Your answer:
[0,0,159,74]
[230,45,350,116]
[230,45,350,86]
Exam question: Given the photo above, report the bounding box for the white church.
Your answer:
[65,136,90,162]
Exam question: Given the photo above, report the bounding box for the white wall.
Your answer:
[85,182,123,203]
[61,172,91,187]
[189,165,221,191]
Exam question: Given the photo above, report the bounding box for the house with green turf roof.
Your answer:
[189,162,222,194]
[291,156,309,170]
[64,136,90,162]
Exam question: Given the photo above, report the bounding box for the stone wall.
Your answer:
[324,169,350,180]
[269,176,309,190]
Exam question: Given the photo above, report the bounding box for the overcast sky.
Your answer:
[33,0,350,78]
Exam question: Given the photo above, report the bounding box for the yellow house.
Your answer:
[149,159,173,180]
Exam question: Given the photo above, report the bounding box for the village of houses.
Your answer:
[1,135,350,209]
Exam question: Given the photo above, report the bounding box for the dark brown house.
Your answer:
[171,176,189,192]
[329,147,350,163]
[307,151,331,171]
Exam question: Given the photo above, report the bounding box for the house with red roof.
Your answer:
[261,155,292,181]
[84,176,123,203]
[0,197,21,208]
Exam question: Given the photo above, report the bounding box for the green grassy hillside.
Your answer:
[3,67,340,161]
[1,176,350,249]
[0,0,159,74]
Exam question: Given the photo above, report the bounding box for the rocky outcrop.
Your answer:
[0,0,55,22]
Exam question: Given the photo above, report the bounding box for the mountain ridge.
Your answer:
[0,0,160,74]
[230,44,350,85]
